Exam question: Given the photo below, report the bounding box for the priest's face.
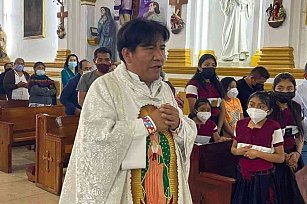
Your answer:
[123,37,166,86]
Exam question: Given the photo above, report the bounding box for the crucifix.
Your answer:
[42,150,53,172]
[57,5,68,27]
[54,0,68,39]
[169,0,188,17]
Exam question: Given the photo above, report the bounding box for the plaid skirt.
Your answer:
[232,166,278,204]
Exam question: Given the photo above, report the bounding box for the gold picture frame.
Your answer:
[24,0,46,38]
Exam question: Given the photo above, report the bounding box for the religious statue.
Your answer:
[57,23,66,39]
[220,0,254,61]
[266,0,286,28]
[272,0,280,21]
[114,0,133,25]
[96,7,116,61]
[138,0,151,18]
[54,0,68,39]
[143,1,165,24]
[266,4,273,21]
[0,25,9,60]
[170,10,185,34]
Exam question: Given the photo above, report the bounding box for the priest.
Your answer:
[59,19,197,204]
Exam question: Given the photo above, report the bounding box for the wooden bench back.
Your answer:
[198,141,238,178]
[44,114,79,150]
[36,114,79,194]
[0,105,65,143]
[0,105,65,131]
[0,100,29,108]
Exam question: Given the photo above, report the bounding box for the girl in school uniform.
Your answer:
[221,77,243,138]
[269,72,305,204]
[186,54,225,134]
[189,98,228,143]
[231,91,285,204]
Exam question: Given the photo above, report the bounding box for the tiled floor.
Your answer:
[0,147,59,204]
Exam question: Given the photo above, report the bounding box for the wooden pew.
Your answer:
[0,105,65,173]
[189,141,238,204]
[36,114,79,195]
[0,100,29,108]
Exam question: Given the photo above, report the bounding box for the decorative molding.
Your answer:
[258,47,295,68]
[80,0,96,6]
[165,49,192,67]
[54,49,71,63]
[87,37,98,46]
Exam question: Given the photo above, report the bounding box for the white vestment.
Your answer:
[59,63,197,204]
[293,79,307,142]
[220,0,254,60]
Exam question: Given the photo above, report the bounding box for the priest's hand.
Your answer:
[159,104,180,130]
[149,109,169,132]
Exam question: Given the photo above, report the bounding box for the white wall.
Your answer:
[3,0,58,62]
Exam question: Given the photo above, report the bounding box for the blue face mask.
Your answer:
[36,69,45,76]
[15,64,24,72]
[68,61,77,69]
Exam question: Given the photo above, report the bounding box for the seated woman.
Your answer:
[189,98,229,143]
[221,77,243,138]
[61,54,79,87]
[28,62,57,107]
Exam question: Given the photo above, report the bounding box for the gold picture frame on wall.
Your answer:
[24,0,46,38]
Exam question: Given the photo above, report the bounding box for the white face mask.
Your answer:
[227,88,239,99]
[196,111,211,123]
[83,70,91,75]
[246,108,268,124]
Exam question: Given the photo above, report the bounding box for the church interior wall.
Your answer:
[3,0,58,62]
[298,0,307,68]
[207,0,226,61]
[0,0,305,70]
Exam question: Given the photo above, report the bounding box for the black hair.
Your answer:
[305,62,307,72]
[117,18,170,62]
[198,54,217,67]
[250,66,270,79]
[220,77,236,93]
[94,47,112,60]
[271,72,303,139]
[247,91,273,110]
[272,72,296,90]
[78,59,89,70]
[4,62,13,69]
[33,61,46,70]
[64,54,79,74]
[151,1,160,14]
[190,54,224,98]
[188,98,211,119]
[64,54,79,67]
[14,58,24,65]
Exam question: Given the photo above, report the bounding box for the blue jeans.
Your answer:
[302,142,307,165]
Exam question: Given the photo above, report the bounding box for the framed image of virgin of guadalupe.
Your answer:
[24,0,45,38]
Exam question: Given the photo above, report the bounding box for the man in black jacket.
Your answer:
[60,59,92,115]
